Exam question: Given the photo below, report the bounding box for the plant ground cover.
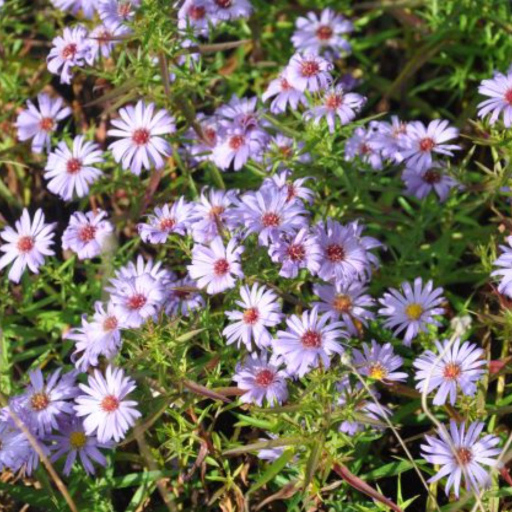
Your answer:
[1,0,512,511]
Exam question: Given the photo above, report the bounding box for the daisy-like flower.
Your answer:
[216,95,265,133]
[164,276,205,317]
[421,421,501,497]
[187,236,244,294]
[190,188,239,244]
[261,170,314,204]
[273,307,347,377]
[19,369,78,435]
[114,254,173,284]
[313,280,375,336]
[491,236,512,298]
[62,210,114,260]
[413,338,486,405]
[262,70,308,115]
[353,340,408,383]
[107,100,176,175]
[304,85,366,133]
[210,0,252,22]
[269,228,322,279]
[223,283,282,349]
[0,209,56,284]
[314,219,369,284]
[87,23,131,63]
[402,162,459,202]
[45,135,104,201]
[286,53,333,93]
[233,352,288,407]
[477,70,512,127]
[51,0,98,18]
[400,120,460,170]
[213,126,265,171]
[97,0,140,25]
[138,198,194,244]
[0,421,31,473]
[178,0,213,37]
[345,126,384,170]
[50,417,112,476]
[74,365,141,443]
[47,25,90,85]
[291,8,353,57]
[184,114,223,165]
[236,188,309,246]
[378,277,445,346]
[107,274,165,328]
[370,116,408,164]
[67,301,124,371]
[15,93,71,154]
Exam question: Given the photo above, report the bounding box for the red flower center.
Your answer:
[128,293,147,310]
[243,307,259,325]
[159,217,176,231]
[189,5,206,20]
[62,43,78,59]
[95,29,111,46]
[443,362,462,381]
[286,184,296,202]
[118,2,132,17]
[287,243,305,262]
[101,395,120,412]
[17,236,35,253]
[505,89,512,105]
[255,369,275,387]
[326,244,345,262]
[316,25,333,40]
[79,224,97,242]
[301,329,322,348]
[103,316,118,331]
[66,158,82,174]
[229,135,245,150]
[209,205,225,218]
[215,0,232,8]
[360,143,371,155]
[204,127,217,146]
[456,447,473,465]
[300,60,320,78]
[325,93,343,109]
[132,128,150,146]
[261,212,281,227]
[423,170,441,184]
[39,117,54,131]
[213,258,230,276]
[419,137,435,152]
[280,78,292,91]
[333,294,352,313]
[31,392,50,411]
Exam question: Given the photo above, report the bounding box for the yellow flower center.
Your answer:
[69,431,87,449]
[405,303,423,320]
[368,363,388,381]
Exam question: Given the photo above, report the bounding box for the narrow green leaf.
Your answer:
[248,449,294,494]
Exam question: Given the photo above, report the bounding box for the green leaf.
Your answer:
[363,459,425,480]
[303,438,323,490]
[248,449,294,495]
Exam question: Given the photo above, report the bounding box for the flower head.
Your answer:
[477,70,512,127]
[353,340,408,383]
[51,0,98,18]
[286,53,333,93]
[213,126,265,171]
[491,236,512,298]
[178,0,214,37]
[345,126,384,170]
[402,162,458,202]
[209,0,252,23]
[97,0,140,26]
[87,22,131,63]
[164,275,205,317]
[262,70,308,114]
[370,116,408,164]
[0,421,31,473]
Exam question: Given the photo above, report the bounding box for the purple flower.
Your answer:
[62,210,114,260]
[233,352,288,407]
[286,53,333,93]
[107,273,165,328]
[0,421,31,472]
[304,85,366,133]
[67,301,124,371]
[492,236,512,298]
[114,254,173,284]
[107,100,176,175]
[477,70,512,126]
[216,96,265,133]
[98,0,140,26]
[345,126,384,170]
[210,0,252,22]
[223,283,282,349]
[378,277,445,346]
[256,434,288,462]
[421,421,501,497]
[413,338,486,405]
[269,228,322,278]
[187,236,244,294]
[50,417,112,476]
[291,8,353,57]
[164,276,205,317]
[15,93,71,154]
[87,23,130,63]
[370,116,408,164]
[262,70,308,114]
[400,120,460,170]
[178,0,213,37]
[273,307,347,377]
[312,280,375,336]
[20,369,78,435]
[353,340,408,383]
[51,0,97,18]
[138,198,194,243]
[213,126,265,171]
[261,170,314,205]
[236,188,309,246]
[45,135,104,200]
[183,114,223,165]
[75,365,141,443]
[47,25,90,84]
[402,162,458,202]
[314,219,369,284]
[0,209,56,283]
[190,188,239,243]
